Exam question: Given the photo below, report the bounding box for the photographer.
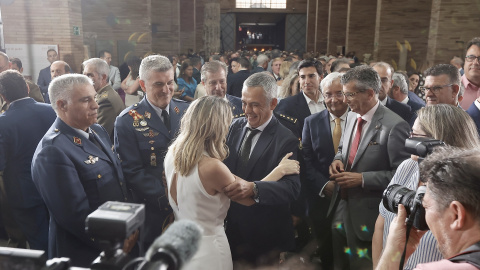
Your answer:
[377,147,480,269]
[372,104,480,269]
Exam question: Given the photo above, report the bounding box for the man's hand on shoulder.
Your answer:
[223,176,254,201]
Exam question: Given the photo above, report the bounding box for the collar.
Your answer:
[329,109,348,122]
[97,84,109,94]
[401,96,409,104]
[246,114,273,132]
[8,97,30,106]
[380,96,387,106]
[303,90,324,104]
[357,101,380,122]
[73,126,91,139]
[462,74,480,88]
[145,94,170,115]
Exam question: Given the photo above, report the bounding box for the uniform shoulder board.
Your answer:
[233,113,245,118]
[278,114,298,124]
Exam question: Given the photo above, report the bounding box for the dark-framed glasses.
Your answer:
[419,84,453,93]
[465,55,480,63]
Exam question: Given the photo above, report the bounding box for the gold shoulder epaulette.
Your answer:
[233,113,245,118]
[278,114,298,124]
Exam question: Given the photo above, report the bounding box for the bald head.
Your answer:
[51,61,70,79]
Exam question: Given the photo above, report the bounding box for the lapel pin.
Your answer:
[73,137,82,145]
[174,106,179,114]
[145,111,151,119]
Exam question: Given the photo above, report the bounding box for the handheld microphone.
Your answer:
[142,219,202,270]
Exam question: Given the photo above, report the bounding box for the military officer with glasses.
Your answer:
[460,37,480,110]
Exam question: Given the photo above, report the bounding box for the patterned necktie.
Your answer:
[348,117,365,166]
[161,110,171,132]
[332,118,342,153]
[239,128,261,168]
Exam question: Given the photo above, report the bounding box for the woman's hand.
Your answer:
[173,89,184,98]
[276,152,300,176]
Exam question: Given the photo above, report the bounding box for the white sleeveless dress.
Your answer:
[164,151,233,270]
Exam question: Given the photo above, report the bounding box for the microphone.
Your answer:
[142,219,203,270]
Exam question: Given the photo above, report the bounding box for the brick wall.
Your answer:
[346,0,377,63]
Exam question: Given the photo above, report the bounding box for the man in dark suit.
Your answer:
[201,60,243,117]
[373,62,417,127]
[302,72,349,269]
[329,66,410,269]
[275,59,326,137]
[466,98,480,135]
[227,57,251,98]
[223,72,300,267]
[32,74,131,267]
[190,56,202,85]
[388,72,425,113]
[0,70,55,253]
[114,55,189,253]
[37,49,58,103]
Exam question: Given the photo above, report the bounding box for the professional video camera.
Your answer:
[382,137,445,231]
[0,201,201,270]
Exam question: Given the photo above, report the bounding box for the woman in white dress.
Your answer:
[164,96,299,270]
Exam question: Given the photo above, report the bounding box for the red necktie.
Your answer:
[348,117,365,166]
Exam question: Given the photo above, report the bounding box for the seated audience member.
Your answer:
[10,57,45,103]
[31,74,131,267]
[177,60,197,102]
[372,104,480,269]
[377,146,480,270]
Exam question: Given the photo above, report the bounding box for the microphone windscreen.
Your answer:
[145,219,203,265]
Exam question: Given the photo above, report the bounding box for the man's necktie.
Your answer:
[162,110,171,133]
[89,133,103,150]
[348,117,365,167]
[332,118,342,153]
[239,128,261,168]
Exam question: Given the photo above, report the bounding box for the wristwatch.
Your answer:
[253,182,260,203]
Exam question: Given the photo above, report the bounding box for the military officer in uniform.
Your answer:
[114,55,189,253]
[31,74,131,267]
[201,60,244,118]
[83,58,125,141]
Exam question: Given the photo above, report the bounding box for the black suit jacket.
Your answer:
[192,67,201,85]
[385,97,417,127]
[227,70,250,98]
[466,103,480,135]
[274,92,313,138]
[224,115,300,260]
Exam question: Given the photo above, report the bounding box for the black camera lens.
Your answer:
[382,184,416,215]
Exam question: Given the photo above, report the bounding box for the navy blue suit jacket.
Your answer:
[466,102,480,135]
[226,94,243,117]
[302,109,336,196]
[227,70,250,98]
[32,119,130,267]
[224,115,301,258]
[385,97,417,127]
[114,98,188,245]
[37,66,51,103]
[0,98,56,209]
[274,92,312,138]
[407,97,425,113]
[408,91,425,107]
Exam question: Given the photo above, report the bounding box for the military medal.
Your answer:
[149,140,155,144]
[84,155,99,164]
[129,109,144,128]
[150,153,157,166]
[145,111,151,119]
[135,127,149,132]
[73,137,82,145]
[143,130,159,138]
[140,120,147,126]
[133,120,140,127]
[174,106,179,114]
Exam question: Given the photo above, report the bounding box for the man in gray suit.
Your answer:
[328,66,410,270]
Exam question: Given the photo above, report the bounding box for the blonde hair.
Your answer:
[417,104,480,149]
[279,61,292,79]
[278,71,299,99]
[169,96,233,176]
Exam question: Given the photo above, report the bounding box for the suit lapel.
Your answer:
[319,110,334,153]
[296,93,311,120]
[244,117,276,177]
[352,105,384,167]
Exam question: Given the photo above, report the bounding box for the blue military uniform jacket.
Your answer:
[114,97,188,245]
[226,94,244,117]
[32,118,130,267]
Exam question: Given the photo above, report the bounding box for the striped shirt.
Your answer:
[379,158,444,269]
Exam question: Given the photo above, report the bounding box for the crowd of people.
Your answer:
[0,36,479,270]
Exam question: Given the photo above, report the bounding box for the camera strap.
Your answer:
[448,242,480,268]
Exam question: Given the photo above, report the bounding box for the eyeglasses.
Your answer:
[409,131,429,138]
[342,91,363,100]
[324,92,344,99]
[419,84,453,93]
[465,55,480,63]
